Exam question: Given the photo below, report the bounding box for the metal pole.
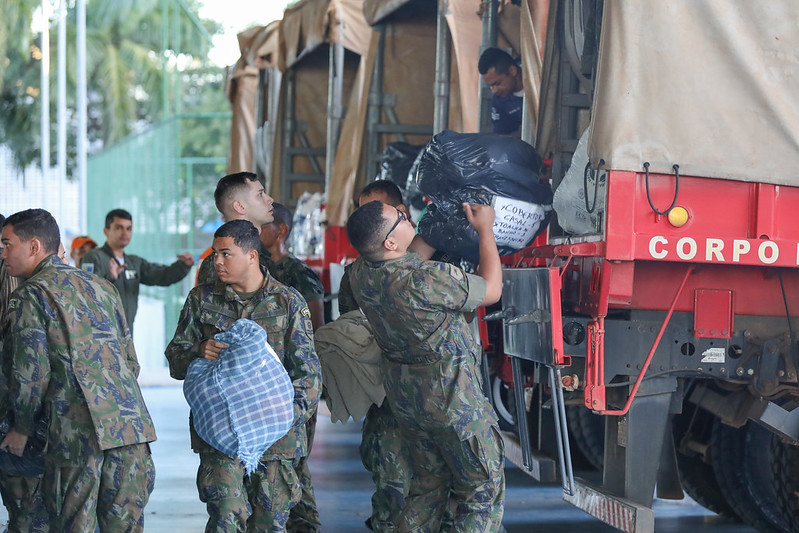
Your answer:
[57,0,66,189]
[162,0,169,119]
[40,0,50,198]
[281,70,296,205]
[254,68,266,173]
[173,1,181,115]
[550,366,576,496]
[77,0,87,233]
[325,42,344,194]
[433,2,452,134]
[521,97,533,144]
[263,68,281,190]
[478,0,499,133]
[366,25,386,183]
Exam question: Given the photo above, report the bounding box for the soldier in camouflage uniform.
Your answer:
[197,172,275,285]
[260,203,324,533]
[81,208,194,331]
[261,203,324,331]
[0,213,48,533]
[166,219,321,533]
[346,200,506,532]
[0,209,157,532]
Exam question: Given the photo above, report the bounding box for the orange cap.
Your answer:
[71,236,98,252]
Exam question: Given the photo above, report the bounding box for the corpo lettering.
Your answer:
[647,236,789,265]
[676,237,697,260]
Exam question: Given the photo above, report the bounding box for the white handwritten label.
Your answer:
[491,196,547,248]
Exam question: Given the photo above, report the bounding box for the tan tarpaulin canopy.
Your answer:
[362,0,411,25]
[254,21,281,69]
[588,1,799,186]
[226,22,280,174]
[279,0,372,70]
[327,0,523,225]
[518,0,548,136]
[268,0,371,202]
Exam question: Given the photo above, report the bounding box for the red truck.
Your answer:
[487,1,799,531]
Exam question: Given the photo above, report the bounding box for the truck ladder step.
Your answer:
[563,477,655,533]
[500,430,557,483]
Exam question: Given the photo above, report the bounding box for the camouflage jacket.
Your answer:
[196,243,271,286]
[82,242,192,329]
[0,257,20,328]
[0,259,21,421]
[165,268,321,460]
[349,252,497,437]
[3,255,157,465]
[267,253,324,304]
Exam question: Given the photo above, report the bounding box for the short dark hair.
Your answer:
[105,208,132,229]
[271,203,294,238]
[214,172,260,214]
[4,209,61,255]
[214,219,260,253]
[359,180,404,207]
[478,47,516,75]
[346,201,391,261]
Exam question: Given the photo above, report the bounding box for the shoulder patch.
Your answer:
[300,306,311,318]
[450,266,465,282]
[8,299,18,310]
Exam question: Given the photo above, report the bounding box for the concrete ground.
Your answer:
[0,385,757,531]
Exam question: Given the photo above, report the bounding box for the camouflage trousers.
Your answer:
[286,412,321,533]
[359,402,410,532]
[397,422,505,533]
[197,450,301,533]
[42,443,155,533]
[0,472,48,533]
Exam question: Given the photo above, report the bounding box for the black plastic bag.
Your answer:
[379,142,423,190]
[378,142,427,210]
[414,130,552,262]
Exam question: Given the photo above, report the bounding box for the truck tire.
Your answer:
[673,406,738,519]
[566,405,604,471]
[772,437,799,531]
[710,419,784,532]
[743,424,789,532]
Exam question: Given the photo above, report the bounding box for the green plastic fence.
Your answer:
[87,113,230,351]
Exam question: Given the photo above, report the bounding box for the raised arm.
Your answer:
[463,203,502,305]
[138,255,193,287]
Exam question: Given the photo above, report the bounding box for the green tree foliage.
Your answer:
[0,0,41,170]
[0,0,225,176]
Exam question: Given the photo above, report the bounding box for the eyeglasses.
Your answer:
[383,208,406,242]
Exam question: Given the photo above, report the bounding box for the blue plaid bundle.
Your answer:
[184,318,294,473]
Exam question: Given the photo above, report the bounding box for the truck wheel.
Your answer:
[673,406,738,518]
[710,419,784,532]
[491,376,517,432]
[743,424,789,532]
[772,436,799,531]
[566,405,604,471]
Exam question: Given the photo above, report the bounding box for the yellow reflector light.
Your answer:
[668,206,689,227]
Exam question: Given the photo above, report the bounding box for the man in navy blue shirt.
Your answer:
[478,48,524,135]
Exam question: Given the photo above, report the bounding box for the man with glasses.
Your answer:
[344,200,506,532]
[334,182,417,531]
[383,209,406,240]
